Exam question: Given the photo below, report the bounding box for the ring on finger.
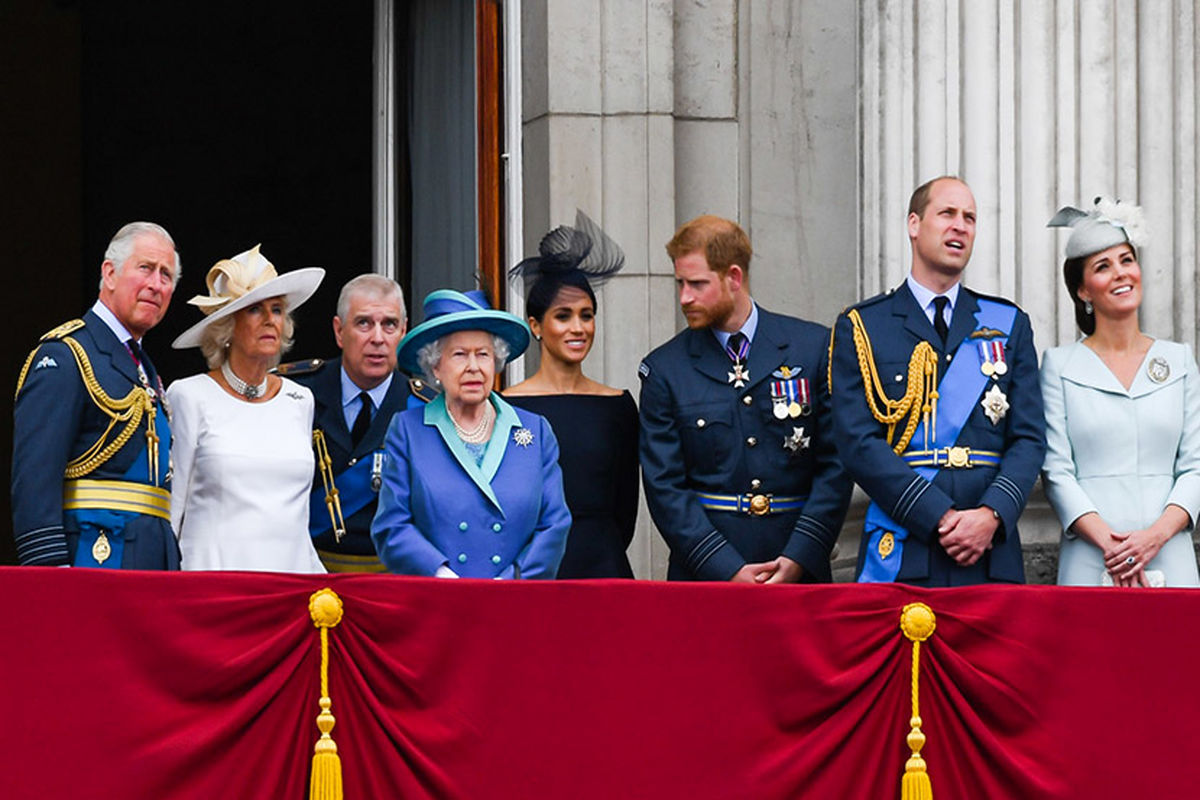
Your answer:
[1124,556,1136,566]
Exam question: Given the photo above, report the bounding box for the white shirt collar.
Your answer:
[906,273,960,325]
[91,299,137,346]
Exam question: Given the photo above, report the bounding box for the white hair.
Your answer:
[100,221,182,288]
[416,333,510,386]
[336,274,407,323]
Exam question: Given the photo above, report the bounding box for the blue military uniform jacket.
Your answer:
[290,358,414,563]
[638,306,853,581]
[371,393,571,579]
[11,310,178,568]
[830,283,1046,585]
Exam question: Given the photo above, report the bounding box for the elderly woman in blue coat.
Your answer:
[371,289,571,578]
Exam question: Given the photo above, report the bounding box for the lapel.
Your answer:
[945,289,980,354]
[743,308,790,389]
[361,370,410,453]
[313,359,353,456]
[85,309,140,386]
[687,326,738,385]
[425,393,518,513]
[1062,340,1184,398]
[894,283,941,347]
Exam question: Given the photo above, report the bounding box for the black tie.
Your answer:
[351,392,373,447]
[726,331,749,362]
[932,296,950,345]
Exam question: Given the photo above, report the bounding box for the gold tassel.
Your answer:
[309,589,345,800]
[899,602,937,800]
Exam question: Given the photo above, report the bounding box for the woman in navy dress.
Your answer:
[505,211,640,578]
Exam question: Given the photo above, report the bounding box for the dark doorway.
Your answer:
[80,1,377,384]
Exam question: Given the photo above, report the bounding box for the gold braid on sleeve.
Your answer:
[847,310,940,455]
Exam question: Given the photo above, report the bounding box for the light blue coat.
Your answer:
[1041,339,1200,586]
[371,393,571,578]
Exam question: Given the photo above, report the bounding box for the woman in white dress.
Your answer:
[167,245,326,572]
[1042,199,1200,587]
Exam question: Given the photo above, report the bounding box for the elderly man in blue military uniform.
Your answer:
[639,215,852,582]
[284,274,432,572]
[12,222,180,568]
[831,176,1046,585]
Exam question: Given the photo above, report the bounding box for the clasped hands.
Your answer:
[1102,528,1168,587]
[937,507,998,566]
[730,556,804,584]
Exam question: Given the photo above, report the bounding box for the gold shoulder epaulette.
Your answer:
[41,319,85,341]
[409,377,439,403]
[275,358,325,377]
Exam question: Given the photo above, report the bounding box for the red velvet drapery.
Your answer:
[2,569,1196,799]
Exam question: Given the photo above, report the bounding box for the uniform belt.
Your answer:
[901,447,1001,469]
[63,479,171,520]
[316,549,389,574]
[698,492,807,516]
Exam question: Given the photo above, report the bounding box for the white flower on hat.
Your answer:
[1092,196,1148,250]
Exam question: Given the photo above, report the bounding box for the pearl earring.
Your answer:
[1084,300,1093,315]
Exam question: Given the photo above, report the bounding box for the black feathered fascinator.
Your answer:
[510,210,625,321]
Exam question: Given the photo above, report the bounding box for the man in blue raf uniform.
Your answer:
[284,274,431,572]
[12,222,180,568]
[831,176,1046,585]
[639,215,852,582]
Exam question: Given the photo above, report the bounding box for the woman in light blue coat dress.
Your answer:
[371,289,571,579]
[1042,199,1200,587]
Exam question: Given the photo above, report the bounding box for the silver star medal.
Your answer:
[783,426,810,452]
[981,384,1009,425]
[728,363,750,389]
[513,427,535,448]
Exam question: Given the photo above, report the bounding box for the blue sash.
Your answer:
[309,450,385,537]
[859,299,1016,582]
[70,412,171,569]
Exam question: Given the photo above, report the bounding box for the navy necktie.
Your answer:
[932,296,950,345]
[351,392,373,447]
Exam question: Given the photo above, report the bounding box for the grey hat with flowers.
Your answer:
[1047,196,1148,260]
[172,245,325,349]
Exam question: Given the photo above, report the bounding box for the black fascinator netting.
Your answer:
[510,210,626,321]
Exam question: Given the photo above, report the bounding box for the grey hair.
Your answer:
[101,222,182,288]
[416,333,510,385]
[198,300,297,370]
[336,274,407,323]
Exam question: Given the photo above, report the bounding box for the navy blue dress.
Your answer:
[507,392,639,578]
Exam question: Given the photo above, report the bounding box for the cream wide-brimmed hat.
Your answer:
[172,244,325,349]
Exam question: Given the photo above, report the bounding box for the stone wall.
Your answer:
[520,1,1200,580]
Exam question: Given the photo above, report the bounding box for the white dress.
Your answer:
[167,374,326,573]
[1041,339,1200,586]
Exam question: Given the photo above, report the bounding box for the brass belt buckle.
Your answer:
[748,494,771,516]
[947,446,971,468]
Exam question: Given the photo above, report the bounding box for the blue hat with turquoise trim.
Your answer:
[396,289,531,374]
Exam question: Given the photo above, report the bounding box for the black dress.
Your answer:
[506,391,639,578]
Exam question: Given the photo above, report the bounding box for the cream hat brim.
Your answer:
[171,267,325,349]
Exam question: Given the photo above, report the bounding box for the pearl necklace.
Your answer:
[222,360,269,400]
[447,402,494,444]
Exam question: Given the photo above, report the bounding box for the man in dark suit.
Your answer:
[12,222,180,568]
[287,274,427,572]
[638,215,852,582]
[830,176,1046,585]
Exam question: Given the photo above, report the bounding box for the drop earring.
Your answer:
[1084,300,1093,315]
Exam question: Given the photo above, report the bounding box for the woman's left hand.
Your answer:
[1104,528,1167,581]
